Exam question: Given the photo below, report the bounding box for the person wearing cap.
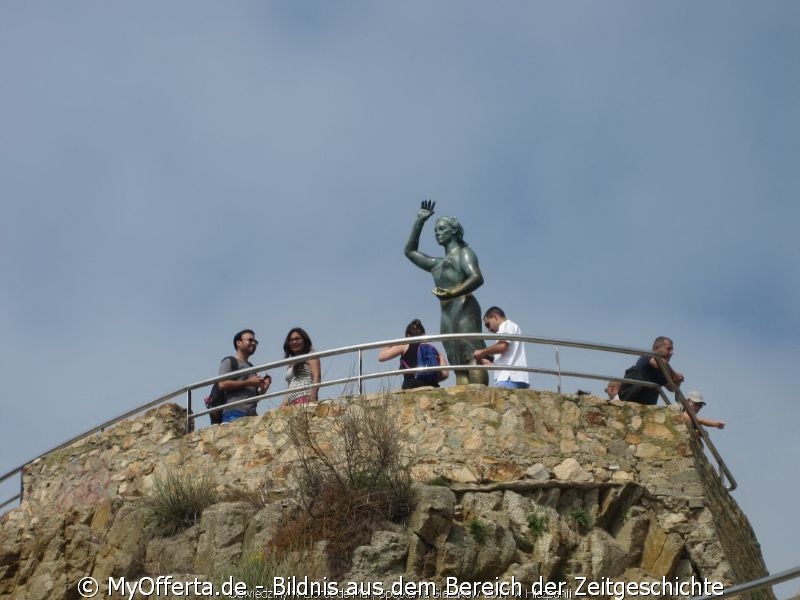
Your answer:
[680,391,725,429]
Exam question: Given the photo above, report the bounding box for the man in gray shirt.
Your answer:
[219,329,271,423]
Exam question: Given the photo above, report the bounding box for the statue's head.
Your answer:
[434,216,467,247]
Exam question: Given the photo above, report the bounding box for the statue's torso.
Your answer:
[431,249,468,288]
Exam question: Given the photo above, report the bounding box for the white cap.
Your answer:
[686,391,706,405]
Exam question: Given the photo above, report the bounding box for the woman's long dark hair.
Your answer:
[284,327,313,376]
[405,319,426,337]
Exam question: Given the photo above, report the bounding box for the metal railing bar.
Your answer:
[190,388,295,419]
[189,363,668,421]
[653,355,681,400]
[0,341,415,481]
[0,494,20,512]
[174,333,658,421]
[182,333,657,393]
[673,386,738,491]
[0,334,674,484]
[611,354,708,430]
[0,471,18,487]
[1,333,736,506]
[690,564,800,600]
[0,389,186,485]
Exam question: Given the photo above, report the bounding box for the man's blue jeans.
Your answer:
[496,380,530,389]
[222,410,247,423]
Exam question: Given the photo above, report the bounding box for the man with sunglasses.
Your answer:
[473,306,530,389]
[218,329,271,423]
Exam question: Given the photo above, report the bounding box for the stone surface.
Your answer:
[92,502,152,580]
[0,388,775,600]
[347,530,408,581]
[193,502,253,576]
[408,486,455,547]
[553,458,593,483]
[642,522,684,577]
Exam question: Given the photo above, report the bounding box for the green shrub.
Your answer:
[426,475,450,487]
[570,506,592,533]
[220,550,309,593]
[527,511,548,537]
[468,519,487,545]
[142,469,217,535]
[270,396,416,577]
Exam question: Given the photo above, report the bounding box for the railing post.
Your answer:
[186,390,193,434]
[358,349,363,396]
[555,345,562,394]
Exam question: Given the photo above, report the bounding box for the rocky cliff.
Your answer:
[0,387,772,599]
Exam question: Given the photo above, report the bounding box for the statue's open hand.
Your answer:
[417,199,436,220]
[432,286,451,299]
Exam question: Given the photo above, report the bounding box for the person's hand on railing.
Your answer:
[472,348,495,365]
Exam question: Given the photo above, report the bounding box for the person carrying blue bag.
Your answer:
[378,319,449,390]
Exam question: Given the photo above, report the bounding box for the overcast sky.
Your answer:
[2,2,798,595]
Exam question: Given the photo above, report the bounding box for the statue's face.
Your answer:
[434,219,456,244]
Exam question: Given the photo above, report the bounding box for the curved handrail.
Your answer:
[0,333,736,512]
[690,564,800,600]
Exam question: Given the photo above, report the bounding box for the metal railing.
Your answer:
[691,564,800,600]
[0,333,736,512]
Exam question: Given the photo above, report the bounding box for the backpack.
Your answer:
[204,356,239,425]
[414,343,442,383]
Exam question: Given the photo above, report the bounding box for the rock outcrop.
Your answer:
[0,387,772,599]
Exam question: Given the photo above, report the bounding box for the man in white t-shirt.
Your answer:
[473,306,530,389]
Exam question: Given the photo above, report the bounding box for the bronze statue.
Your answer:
[405,200,488,385]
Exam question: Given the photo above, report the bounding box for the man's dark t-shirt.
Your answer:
[618,355,667,406]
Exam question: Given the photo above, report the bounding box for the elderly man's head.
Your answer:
[652,336,675,361]
[605,380,621,400]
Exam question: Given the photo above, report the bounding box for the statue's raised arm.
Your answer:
[403,200,488,385]
[404,199,437,272]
